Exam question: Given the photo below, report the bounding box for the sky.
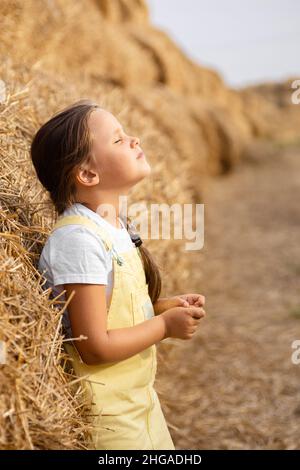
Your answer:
[147,0,300,89]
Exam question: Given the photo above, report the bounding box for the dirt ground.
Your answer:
[156,141,300,450]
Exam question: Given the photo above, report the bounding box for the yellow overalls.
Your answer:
[51,214,175,450]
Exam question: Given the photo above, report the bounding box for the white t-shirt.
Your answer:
[38,202,136,338]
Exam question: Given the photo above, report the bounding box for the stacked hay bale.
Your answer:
[0,0,299,449]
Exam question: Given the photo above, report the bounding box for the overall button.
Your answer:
[116,259,135,276]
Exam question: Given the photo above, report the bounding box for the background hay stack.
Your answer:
[1,0,299,449]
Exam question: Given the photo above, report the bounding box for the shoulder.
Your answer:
[44,224,112,286]
[44,224,113,274]
[51,223,108,243]
[49,224,111,258]
[61,203,134,252]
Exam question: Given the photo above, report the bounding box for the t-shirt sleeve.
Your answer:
[49,226,110,286]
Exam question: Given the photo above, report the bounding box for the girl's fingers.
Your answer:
[196,308,206,317]
[179,294,197,305]
[188,307,205,319]
[193,295,206,307]
[164,297,189,310]
[173,297,189,307]
[181,294,206,306]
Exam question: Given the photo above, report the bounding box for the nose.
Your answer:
[130,135,140,148]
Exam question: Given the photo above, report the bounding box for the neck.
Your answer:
[76,189,129,229]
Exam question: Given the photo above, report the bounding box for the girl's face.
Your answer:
[76,108,151,191]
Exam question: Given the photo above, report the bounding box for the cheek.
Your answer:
[105,151,133,179]
[114,148,136,169]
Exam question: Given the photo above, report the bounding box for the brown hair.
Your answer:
[30,99,161,303]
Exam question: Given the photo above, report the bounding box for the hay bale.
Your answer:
[1,0,299,449]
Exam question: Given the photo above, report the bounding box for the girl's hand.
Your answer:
[176,293,206,308]
[161,305,206,340]
[153,293,205,315]
[153,296,189,315]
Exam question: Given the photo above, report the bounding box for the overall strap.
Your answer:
[51,215,125,265]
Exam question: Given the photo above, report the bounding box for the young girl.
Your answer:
[31,99,206,450]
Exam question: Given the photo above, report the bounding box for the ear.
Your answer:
[76,166,100,186]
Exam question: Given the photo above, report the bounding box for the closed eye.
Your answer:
[114,138,122,144]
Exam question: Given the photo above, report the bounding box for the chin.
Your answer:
[131,166,151,186]
[141,162,152,177]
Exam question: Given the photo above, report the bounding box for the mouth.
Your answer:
[136,151,145,159]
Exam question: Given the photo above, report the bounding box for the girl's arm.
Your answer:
[153,293,206,315]
[153,297,170,315]
[63,283,167,365]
